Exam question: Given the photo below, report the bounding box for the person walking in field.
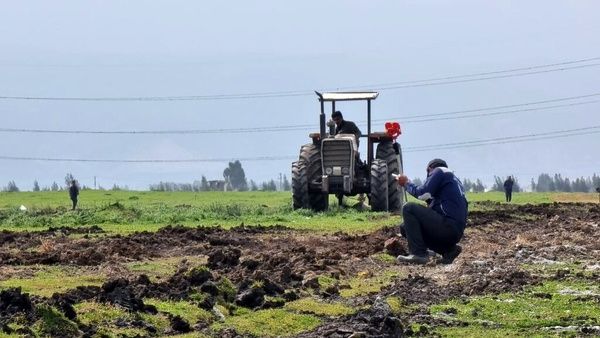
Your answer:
[69,180,80,210]
[394,159,468,265]
[503,176,514,202]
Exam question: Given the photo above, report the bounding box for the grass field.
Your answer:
[1,191,599,337]
[1,190,596,234]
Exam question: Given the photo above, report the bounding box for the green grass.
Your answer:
[0,191,397,233]
[285,297,356,317]
[0,266,105,297]
[144,298,214,325]
[33,306,80,337]
[212,308,321,337]
[126,256,207,281]
[431,280,600,336]
[386,296,418,315]
[1,191,595,234]
[522,261,596,279]
[75,301,171,336]
[340,270,401,298]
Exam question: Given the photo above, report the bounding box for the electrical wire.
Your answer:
[2,93,599,134]
[1,57,599,101]
[1,125,598,163]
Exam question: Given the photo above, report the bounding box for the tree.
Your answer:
[51,181,60,191]
[491,176,504,192]
[282,175,291,191]
[461,178,473,192]
[200,176,209,191]
[535,173,553,192]
[33,180,40,192]
[249,180,258,191]
[473,179,486,193]
[223,160,248,191]
[412,178,423,186]
[261,180,277,191]
[3,181,19,192]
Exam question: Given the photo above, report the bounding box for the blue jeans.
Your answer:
[401,202,461,256]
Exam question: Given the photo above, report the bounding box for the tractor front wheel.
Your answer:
[298,144,329,212]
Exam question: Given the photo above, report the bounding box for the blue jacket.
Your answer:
[405,167,468,234]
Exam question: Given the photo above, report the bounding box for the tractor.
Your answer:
[292,91,405,212]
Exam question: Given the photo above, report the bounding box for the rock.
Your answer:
[323,284,340,297]
[235,288,266,308]
[302,271,320,289]
[262,297,285,309]
[207,247,241,269]
[170,315,191,333]
[136,274,151,285]
[282,290,299,301]
[187,267,212,285]
[384,237,407,256]
[200,281,219,296]
[198,295,216,310]
[262,279,285,296]
[348,332,367,338]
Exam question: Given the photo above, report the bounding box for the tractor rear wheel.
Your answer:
[299,144,329,212]
[369,159,389,212]
[292,161,309,210]
[376,141,402,212]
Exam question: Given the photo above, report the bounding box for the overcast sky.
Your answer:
[1,1,599,190]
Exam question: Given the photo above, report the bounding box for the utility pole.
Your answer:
[94,176,97,190]
[279,173,283,191]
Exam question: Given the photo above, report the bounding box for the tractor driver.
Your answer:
[331,110,364,169]
[331,110,362,146]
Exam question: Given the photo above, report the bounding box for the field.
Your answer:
[1,191,599,337]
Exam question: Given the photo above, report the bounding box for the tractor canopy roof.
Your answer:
[316,91,379,102]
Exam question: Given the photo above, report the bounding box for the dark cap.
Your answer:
[427,158,448,169]
[331,111,343,119]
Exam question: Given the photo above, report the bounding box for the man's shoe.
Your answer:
[439,245,462,264]
[396,254,429,265]
[427,249,438,257]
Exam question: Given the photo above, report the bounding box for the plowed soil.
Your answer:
[1,202,599,337]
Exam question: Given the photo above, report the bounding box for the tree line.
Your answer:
[452,173,600,193]
[3,169,598,193]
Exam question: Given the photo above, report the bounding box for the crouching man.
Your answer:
[395,159,468,265]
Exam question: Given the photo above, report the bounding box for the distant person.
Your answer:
[503,176,514,202]
[69,180,80,210]
[395,159,468,265]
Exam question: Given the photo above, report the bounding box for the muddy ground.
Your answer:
[1,202,599,337]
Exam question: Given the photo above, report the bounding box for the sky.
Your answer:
[1,0,599,191]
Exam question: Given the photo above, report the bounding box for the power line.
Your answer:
[405,130,600,153]
[383,92,600,121]
[2,92,599,134]
[371,63,600,91]
[340,56,600,89]
[1,125,599,163]
[404,125,600,151]
[1,57,599,101]
[0,155,293,163]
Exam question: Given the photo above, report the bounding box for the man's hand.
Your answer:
[395,174,409,187]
